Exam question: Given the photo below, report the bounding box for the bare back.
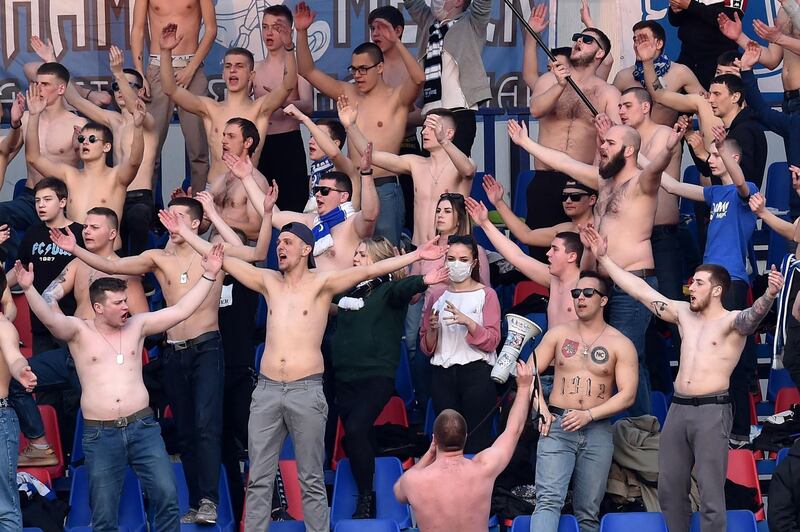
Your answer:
[21,109,85,188]
[143,0,202,56]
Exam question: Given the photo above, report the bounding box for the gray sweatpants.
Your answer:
[244,374,329,532]
[658,395,732,532]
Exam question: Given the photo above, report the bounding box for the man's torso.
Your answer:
[254,58,303,135]
[145,0,202,56]
[409,156,469,245]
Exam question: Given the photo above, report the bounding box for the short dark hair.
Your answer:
[352,42,384,65]
[264,4,293,25]
[319,171,353,199]
[554,231,583,264]
[721,137,742,157]
[425,108,458,134]
[368,5,405,29]
[579,270,610,296]
[34,177,68,200]
[711,74,744,106]
[225,47,255,70]
[632,20,666,51]
[717,50,742,67]
[584,27,611,58]
[621,86,653,107]
[168,197,204,222]
[82,122,114,147]
[122,68,144,87]
[551,47,572,60]
[694,263,731,299]
[89,277,127,305]
[86,207,120,230]
[317,119,347,147]
[226,117,260,155]
[433,409,467,452]
[37,62,70,84]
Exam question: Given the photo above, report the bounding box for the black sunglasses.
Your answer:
[562,192,590,202]
[447,235,473,245]
[572,33,598,46]
[111,81,142,92]
[77,134,105,144]
[570,287,606,299]
[347,63,380,76]
[312,185,346,196]
[439,192,465,201]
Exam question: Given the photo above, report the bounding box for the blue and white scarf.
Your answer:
[312,201,355,256]
[633,54,672,88]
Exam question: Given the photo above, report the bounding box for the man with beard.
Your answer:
[581,224,784,532]
[507,117,684,416]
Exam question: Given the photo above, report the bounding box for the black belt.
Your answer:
[672,394,731,406]
[374,176,399,187]
[785,89,800,99]
[652,224,679,236]
[627,268,656,279]
[126,189,153,200]
[549,406,567,416]
[165,330,220,351]
[84,407,153,428]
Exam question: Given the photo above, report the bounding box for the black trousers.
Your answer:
[783,279,800,391]
[257,130,309,213]
[335,377,395,494]
[525,171,571,263]
[723,280,758,439]
[451,108,477,157]
[121,190,154,257]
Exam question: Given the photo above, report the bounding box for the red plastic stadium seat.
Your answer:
[19,405,65,479]
[513,281,549,305]
[774,387,800,415]
[12,294,33,358]
[726,450,764,520]
[333,396,411,470]
[18,466,52,487]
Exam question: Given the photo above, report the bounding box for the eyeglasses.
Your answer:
[312,185,346,196]
[439,192,464,201]
[111,81,142,92]
[347,63,380,76]
[572,33,599,46]
[562,192,590,202]
[77,134,105,144]
[570,287,606,299]
[447,235,473,245]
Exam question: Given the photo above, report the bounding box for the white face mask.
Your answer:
[447,259,473,283]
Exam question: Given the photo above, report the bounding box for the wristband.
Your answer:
[587,409,594,421]
[10,121,21,130]
[201,274,216,282]
[284,44,296,52]
[360,170,373,175]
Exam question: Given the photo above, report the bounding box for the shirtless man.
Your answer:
[201,217,444,531]
[253,4,314,213]
[612,20,704,126]
[294,1,424,245]
[393,362,534,532]
[582,224,783,532]
[466,197,582,328]
[0,273,37,531]
[526,270,637,532]
[0,63,85,262]
[131,0,215,193]
[0,93,24,191]
[526,25,621,261]
[507,117,684,417]
[160,22,296,182]
[16,246,224,532]
[337,96,476,246]
[25,83,144,225]
[51,197,229,525]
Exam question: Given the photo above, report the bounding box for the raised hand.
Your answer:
[717,12,742,41]
[790,165,800,194]
[767,265,784,297]
[594,113,614,141]
[528,3,549,34]
[282,103,308,121]
[464,197,489,225]
[13,261,34,290]
[579,0,593,27]
[171,187,189,200]
[372,18,399,44]
[753,19,784,44]
[30,36,56,62]
[740,40,762,71]
[418,237,447,261]
[202,243,224,277]
[0,225,10,246]
[507,119,530,146]
[10,92,25,126]
[423,265,449,286]
[263,180,279,213]
[109,45,125,74]
[685,128,706,157]
[633,33,659,62]
[222,153,255,180]
[425,114,448,144]
[711,124,727,147]
[336,94,358,128]
[579,223,607,258]
[748,193,767,216]
[159,23,183,51]
[132,99,146,127]
[158,208,186,235]
[26,84,46,116]
[294,2,316,31]
[360,141,373,174]
[195,191,219,218]
[551,62,569,87]
[668,116,689,150]
[482,174,505,204]
[49,226,76,253]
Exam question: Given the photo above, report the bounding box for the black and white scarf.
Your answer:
[337,274,393,310]
[423,19,456,106]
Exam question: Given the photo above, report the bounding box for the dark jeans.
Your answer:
[451,109,477,157]
[723,280,758,439]
[121,190,154,257]
[431,360,497,454]
[335,377,395,495]
[222,365,255,523]
[32,332,63,357]
[162,332,224,507]
[10,347,80,440]
[0,187,36,264]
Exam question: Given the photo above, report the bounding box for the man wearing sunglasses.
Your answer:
[527,26,621,263]
[525,269,637,532]
[294,2,424,245]
[582,224,783,532]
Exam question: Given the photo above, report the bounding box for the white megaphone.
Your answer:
[491,314,543,384]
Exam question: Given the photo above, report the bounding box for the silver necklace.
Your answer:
[577,323,608,357]
[179,253,196,284]
[96,324,124,365]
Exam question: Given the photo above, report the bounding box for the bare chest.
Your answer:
[552,84,600,122]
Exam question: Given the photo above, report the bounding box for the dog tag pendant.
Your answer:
[116,353,124,365]
[180,272,189,284]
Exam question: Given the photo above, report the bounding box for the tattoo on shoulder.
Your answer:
[650,300,669,318]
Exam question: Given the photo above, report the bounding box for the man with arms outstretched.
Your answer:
[393,362,533,532]
[15,246,225,532]
[582,225,784,532]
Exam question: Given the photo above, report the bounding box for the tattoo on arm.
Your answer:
[42,268,68,305]
[652,78,663,91]
[651,300,669,318]
[733,293,776,336]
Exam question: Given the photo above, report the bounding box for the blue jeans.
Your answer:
[608,276,658,417]
[404,299,431,415]
[0,187,36,265]
[83,415,179,532]
[373,180,404,246]
[162,333,224,507]
[9,347,80,440]
[531,415,614,532]
[0,407,21,531]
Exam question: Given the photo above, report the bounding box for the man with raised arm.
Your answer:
[25,83,144,225]
[294,2,423,245]
[394,362,533,532]
[15,246,224,532]
[507,117,684,416]
[131,0,216,193]
[159,22,296,183]
[581,224,784,532]
[50,197,231,525]
[337,96,476,246]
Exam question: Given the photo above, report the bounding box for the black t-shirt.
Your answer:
[218,274,260,368]
[17,222,85,334]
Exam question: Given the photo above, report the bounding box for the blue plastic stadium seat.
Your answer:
[600,512,668,531]
[765,162,790,212]
[512,170,535,219]
[280,435,296,460]
[689,509,757,531]
[511,514,580,531]
[767,368,795,403]
[71,409,85,467]
[424,398,435,436]
[65,466,146,532]
[330,458,411,529]
[255,343,265,372]
[333,519,400,531]
[395,342,414,409]
[650,391,669,431]
[13,178,28,199]
[776,447,790,465]
[269,523,308,531]
[164,463,235,532]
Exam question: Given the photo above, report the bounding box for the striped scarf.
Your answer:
[423,19,456,106]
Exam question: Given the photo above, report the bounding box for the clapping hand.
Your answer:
[336,94,358,127]
[263,180,279,213]
[159,23,183,51]
[13,261,34,290]
[579,223,607,258]
[748,193,767,217]
[109,45,125,74]
[26,84,46,116]
[10,92,25,127]
[482,174,505,205]
[507,119,529,146]
[0,225,9,246]
[717,12,743,41]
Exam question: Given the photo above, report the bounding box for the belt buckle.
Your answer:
[690,397,701,406]
[173,340,188,350]
[113,416,129,428]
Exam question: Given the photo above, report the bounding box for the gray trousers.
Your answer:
[244,374,329,532]
[146,63,210,193]
[658,397,732,532]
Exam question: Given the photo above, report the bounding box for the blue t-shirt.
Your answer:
[703,182,759,282]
